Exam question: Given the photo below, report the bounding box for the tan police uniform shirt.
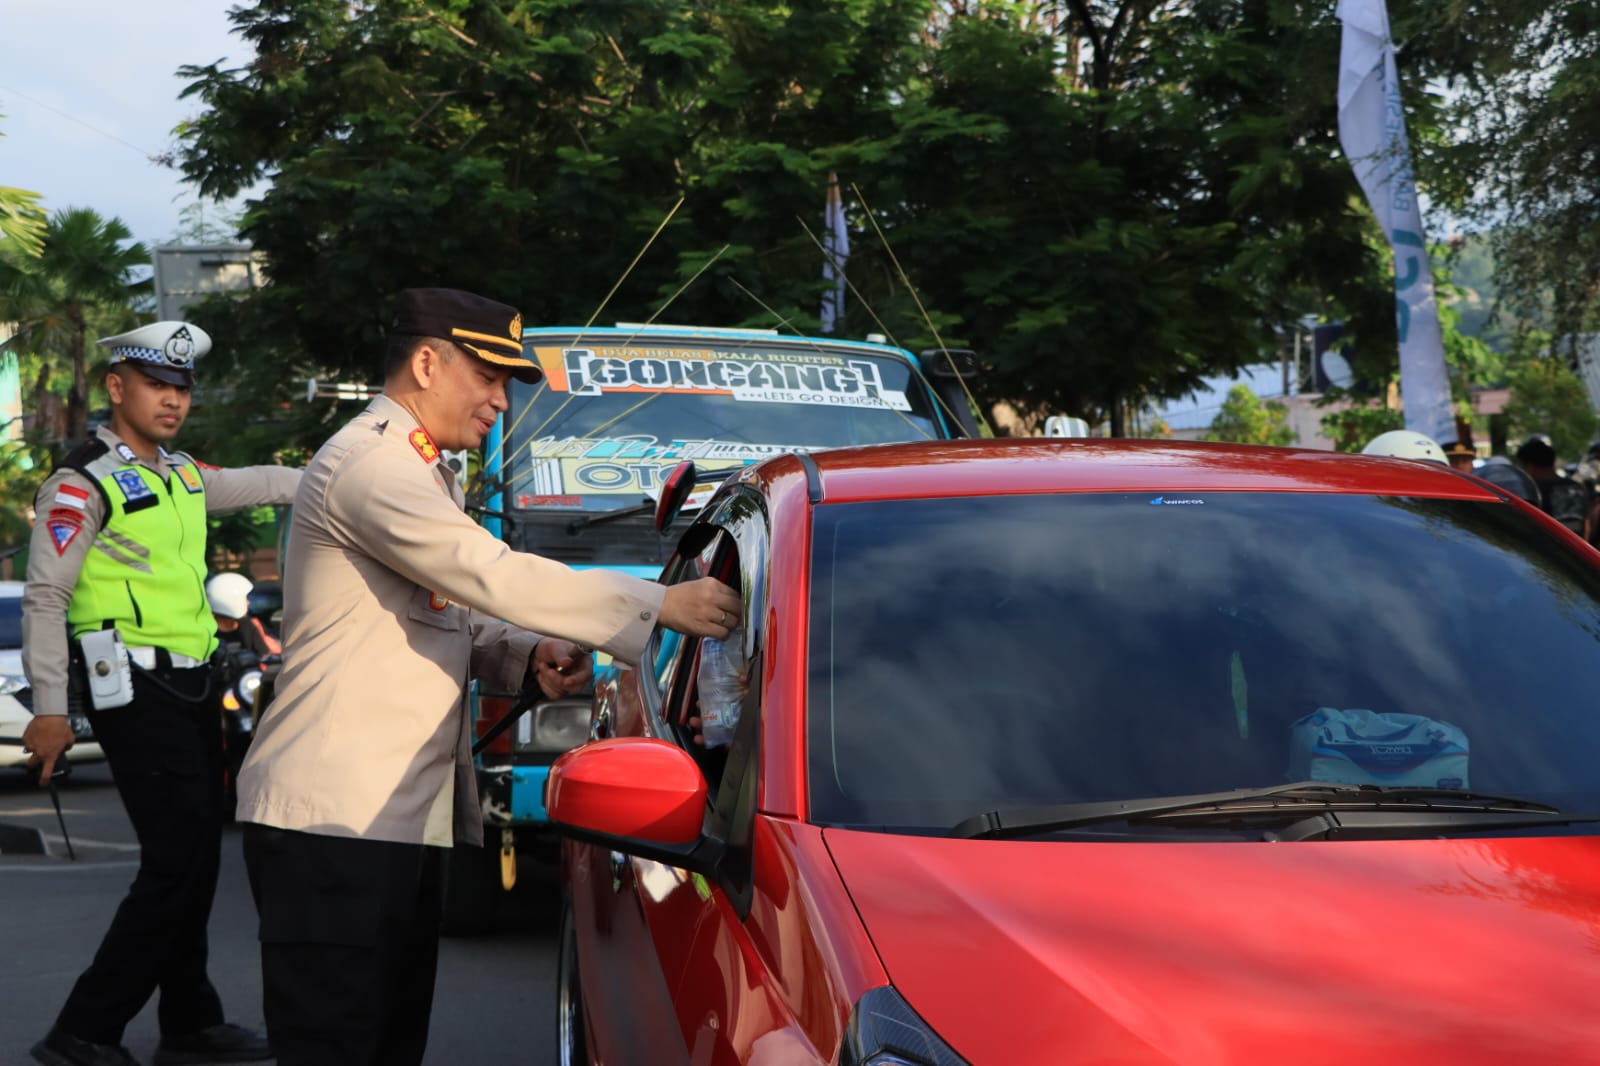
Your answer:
[21,426,302,717]
[235,394,666,848]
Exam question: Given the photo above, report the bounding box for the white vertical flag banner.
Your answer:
[821,173,849,335]
[1336,0,1456,447]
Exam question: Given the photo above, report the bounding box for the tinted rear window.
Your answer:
[807,492,1600,830]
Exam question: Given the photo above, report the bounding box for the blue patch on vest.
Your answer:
[112,469,158,513]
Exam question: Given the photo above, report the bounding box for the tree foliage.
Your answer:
[1205,384,1295,446]
[1320,402,1403,454]
[0,118,47,259]
[0,208,149,445]
[1502,358,1599,465]
[169,0,1431,448]
[1428,0,1600,338]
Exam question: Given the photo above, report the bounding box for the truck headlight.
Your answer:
[521,699,591,753]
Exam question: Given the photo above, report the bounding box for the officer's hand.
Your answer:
[660,578,742,639]
[21,715,75,788]
[531,639,592,700]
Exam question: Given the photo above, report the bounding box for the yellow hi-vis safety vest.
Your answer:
[63,439,217,662]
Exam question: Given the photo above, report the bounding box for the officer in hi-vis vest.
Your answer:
[21,321,299,1066]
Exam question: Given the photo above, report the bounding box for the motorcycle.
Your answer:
[214,641,280,818]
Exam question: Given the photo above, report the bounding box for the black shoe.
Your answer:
[151,1024,272,1065]
[30,1026,141,1066]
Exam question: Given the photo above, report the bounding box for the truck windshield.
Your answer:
[503,336,945,509]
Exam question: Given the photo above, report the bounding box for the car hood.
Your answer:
[823,830,1600,1065]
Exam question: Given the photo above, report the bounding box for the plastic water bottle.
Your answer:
[698,628,746,749]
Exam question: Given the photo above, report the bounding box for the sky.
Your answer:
[0,0,253,252]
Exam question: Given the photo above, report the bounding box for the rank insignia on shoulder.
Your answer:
[115,443,138,462]
[174,465,204,493]
[410,428,440,464]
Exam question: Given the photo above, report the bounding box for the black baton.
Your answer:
[47,775,76,861]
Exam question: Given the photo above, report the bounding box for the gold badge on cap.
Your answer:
[508,313,522,342]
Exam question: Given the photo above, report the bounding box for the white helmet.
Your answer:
[1361,430,1448,464]
[206,571,254,621]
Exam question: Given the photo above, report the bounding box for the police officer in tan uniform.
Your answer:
[236,288,740,1066]
[22,322,298,1066]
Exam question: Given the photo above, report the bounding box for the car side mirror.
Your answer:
[654,461,699,532]
[545,738,724,875]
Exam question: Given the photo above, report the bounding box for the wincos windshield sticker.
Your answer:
[536,345,912,412]
[1149,495,1206,506]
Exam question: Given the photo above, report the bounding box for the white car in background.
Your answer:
[0,581,104,769]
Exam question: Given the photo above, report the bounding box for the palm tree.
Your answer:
[0,208,150,444]
[0,116,47,258]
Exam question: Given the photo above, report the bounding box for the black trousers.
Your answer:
[241,824,444,1066]
[57,665,227,1045]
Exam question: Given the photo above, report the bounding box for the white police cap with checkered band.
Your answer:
[95,321,211,385]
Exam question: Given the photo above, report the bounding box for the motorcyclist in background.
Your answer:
[1360,430,1448,464]
[206,572,279,659]
[1515,434,1591,540]
[1572,439,1600,546]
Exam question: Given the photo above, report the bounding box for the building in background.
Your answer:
[152,244,267,320]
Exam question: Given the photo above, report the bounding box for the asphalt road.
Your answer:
[0,761,562,1066]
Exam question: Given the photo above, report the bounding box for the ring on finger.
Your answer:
[718,609,728,626]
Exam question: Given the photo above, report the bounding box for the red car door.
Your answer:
[573,499,805,1064]
[569,523,737,1065]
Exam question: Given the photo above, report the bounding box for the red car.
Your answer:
[547,438,1600,1066]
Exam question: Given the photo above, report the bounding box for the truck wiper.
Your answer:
[951,782,1566,840]
[565,497,656,534]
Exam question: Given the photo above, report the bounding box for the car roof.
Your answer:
[790,438,1504,504]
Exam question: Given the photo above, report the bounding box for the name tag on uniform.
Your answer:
[173,465,203,493]
[112,469,159,513]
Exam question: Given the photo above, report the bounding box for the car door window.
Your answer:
[651,489,769,914]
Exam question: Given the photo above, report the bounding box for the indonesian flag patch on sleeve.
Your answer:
[54,483,90,510]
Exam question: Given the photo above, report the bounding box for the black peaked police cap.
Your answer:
[390,287,540,384]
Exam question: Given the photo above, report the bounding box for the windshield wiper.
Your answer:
[951,782,1566,841]
[565,497,656,534]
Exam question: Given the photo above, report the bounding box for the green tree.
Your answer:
[1320,402,1404,453]
[1205,384,1296,446]
[173,0,1427,445]
[1425,1,1600,337]
[0,118,46,258]
[0,208,150,445]
[1502,358,1599,464]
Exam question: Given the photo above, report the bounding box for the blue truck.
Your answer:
[441,324,979,930]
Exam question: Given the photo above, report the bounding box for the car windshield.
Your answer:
[0,596,21,649]
[505,341,943,510]
[806,492,1600,833]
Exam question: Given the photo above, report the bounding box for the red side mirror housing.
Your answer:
[546,737,707,845]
